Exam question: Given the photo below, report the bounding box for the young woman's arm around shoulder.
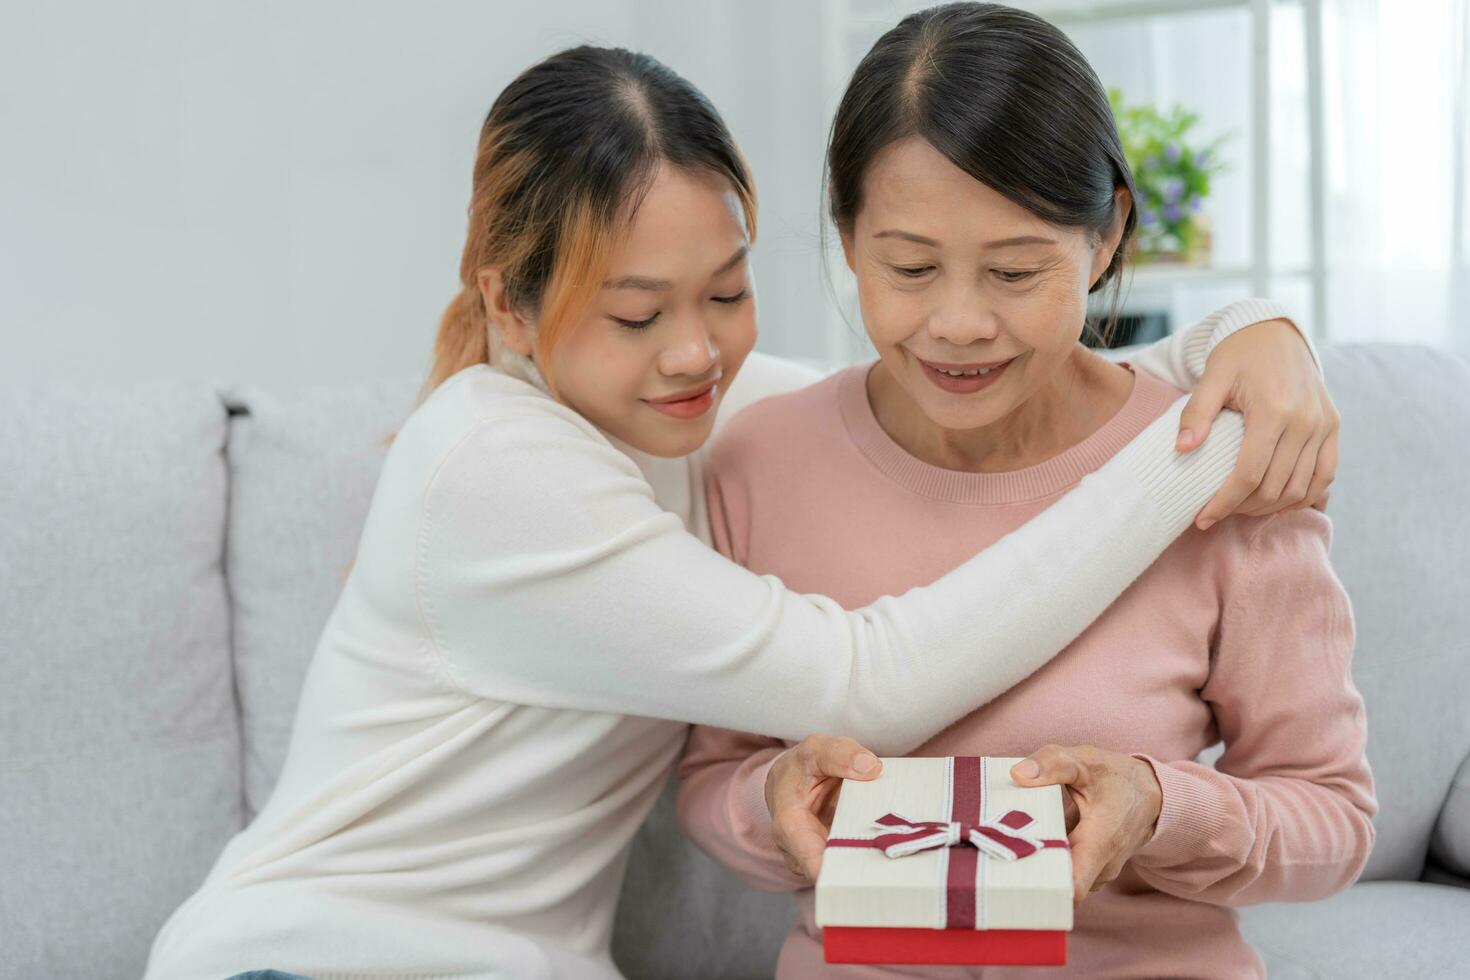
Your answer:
[412,319,1317,755]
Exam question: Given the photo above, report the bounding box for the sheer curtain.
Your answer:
[1320,0,1470,352]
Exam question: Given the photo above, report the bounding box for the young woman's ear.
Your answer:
[477,268,535,356]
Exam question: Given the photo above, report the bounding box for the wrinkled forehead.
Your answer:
[857,137,1070,247]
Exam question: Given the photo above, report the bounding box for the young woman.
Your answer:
[677,6,1374,978]
[144,43,1337,980]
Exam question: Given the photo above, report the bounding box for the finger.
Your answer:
[1100,853,1129,886]
[1236,422,1312,515]
[1012,745,1086,789]
[1067,819,1110,907]
[1176,373,1232,451]
[1279,430,1326,512]
[777,808,834,880]
[1304,429,1339,512]
[1062,786,1081,833]
[1090,849,1129,893]
[1196,417,1282,529]
[815,736,882,782]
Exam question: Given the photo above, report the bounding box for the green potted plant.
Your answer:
[1107,87,1229,265]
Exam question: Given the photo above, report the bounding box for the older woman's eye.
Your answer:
[894,265,935,278]
[995,270,1036,283]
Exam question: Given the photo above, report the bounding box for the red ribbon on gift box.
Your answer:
[826,757,1068,930]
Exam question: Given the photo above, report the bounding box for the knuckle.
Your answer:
[1033,743,1064,762]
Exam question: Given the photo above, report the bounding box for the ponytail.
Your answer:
[418,285,490,406]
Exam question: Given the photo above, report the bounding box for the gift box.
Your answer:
[815,756,1073,966]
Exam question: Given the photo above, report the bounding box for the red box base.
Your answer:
[823,926,1067,966]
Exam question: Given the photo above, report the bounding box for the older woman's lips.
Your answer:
[918,356,1013,394]
[645,379,719,419]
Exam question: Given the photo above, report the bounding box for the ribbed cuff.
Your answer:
[1181,297,1323,382]
[737,754,782,852]
[1110,396,1244,534]
[1131,753,1233,867]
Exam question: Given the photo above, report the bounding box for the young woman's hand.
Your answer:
[1177,318,1339,529]
[764,734,882,880]
[1010,744,1162,907]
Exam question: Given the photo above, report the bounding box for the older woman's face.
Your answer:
[843,137,1125,432]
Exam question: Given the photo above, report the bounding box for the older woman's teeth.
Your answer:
[940,367,991,377]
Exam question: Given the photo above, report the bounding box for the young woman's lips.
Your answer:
[645,379,719,420]
[918,356,1013,394]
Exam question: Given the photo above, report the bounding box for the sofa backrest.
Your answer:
[218,376,423,818]
[2,345,1466,980]
[1309,345,1470,882]
[0,384,242,980]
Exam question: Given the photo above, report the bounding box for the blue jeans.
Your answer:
[224,973,316,980]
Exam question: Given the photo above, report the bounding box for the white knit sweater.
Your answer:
[143,300,1305,980]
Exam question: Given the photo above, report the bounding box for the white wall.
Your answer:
[0,0,836,387]
[8,2,1453,389]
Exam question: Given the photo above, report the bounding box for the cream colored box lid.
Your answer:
[815,756,1073,931]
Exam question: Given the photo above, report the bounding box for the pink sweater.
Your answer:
[676,363,1377,979]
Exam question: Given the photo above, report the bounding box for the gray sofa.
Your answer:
[2,345,1467,980]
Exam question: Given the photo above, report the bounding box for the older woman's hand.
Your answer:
[1176,318,1339,529]
[764,734,882,880]
[1010,744,1162,907]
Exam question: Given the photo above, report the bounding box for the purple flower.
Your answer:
[1164,143,1182,163]
[1161,177,1184,203]
[1189,195,1203,213]
[1140,209,1158,226]
[1163,203,1183,222]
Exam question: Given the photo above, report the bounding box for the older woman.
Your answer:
[676,5,1375,978]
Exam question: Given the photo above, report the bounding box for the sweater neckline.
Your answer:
[836,359,1177,505]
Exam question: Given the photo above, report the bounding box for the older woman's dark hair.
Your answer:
[827,2,1138,342]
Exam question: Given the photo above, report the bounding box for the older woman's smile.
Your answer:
[915,354,1016,394]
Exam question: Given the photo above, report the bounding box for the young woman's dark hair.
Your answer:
[826,1,1137,343]
[423,45,756,401]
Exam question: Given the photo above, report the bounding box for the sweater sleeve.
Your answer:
[1116,297,1324,387]
[675,725,801,892]
[675,472,817,893]
[1127,508,1377,905]
[414,393,1244,755]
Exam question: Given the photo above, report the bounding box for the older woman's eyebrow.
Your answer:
[603,245,749,291]
[874,229,1057,249]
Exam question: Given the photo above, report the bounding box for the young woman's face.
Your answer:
[549,165,757,458]
[843,137,1125,432]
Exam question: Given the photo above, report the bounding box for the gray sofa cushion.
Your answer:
[1431,752,1470,877]
[1317,345,1470,881]
[1239,881,1470,979]
[0,384,239,980]
[219,377,420,814]
[613,775,793,980]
